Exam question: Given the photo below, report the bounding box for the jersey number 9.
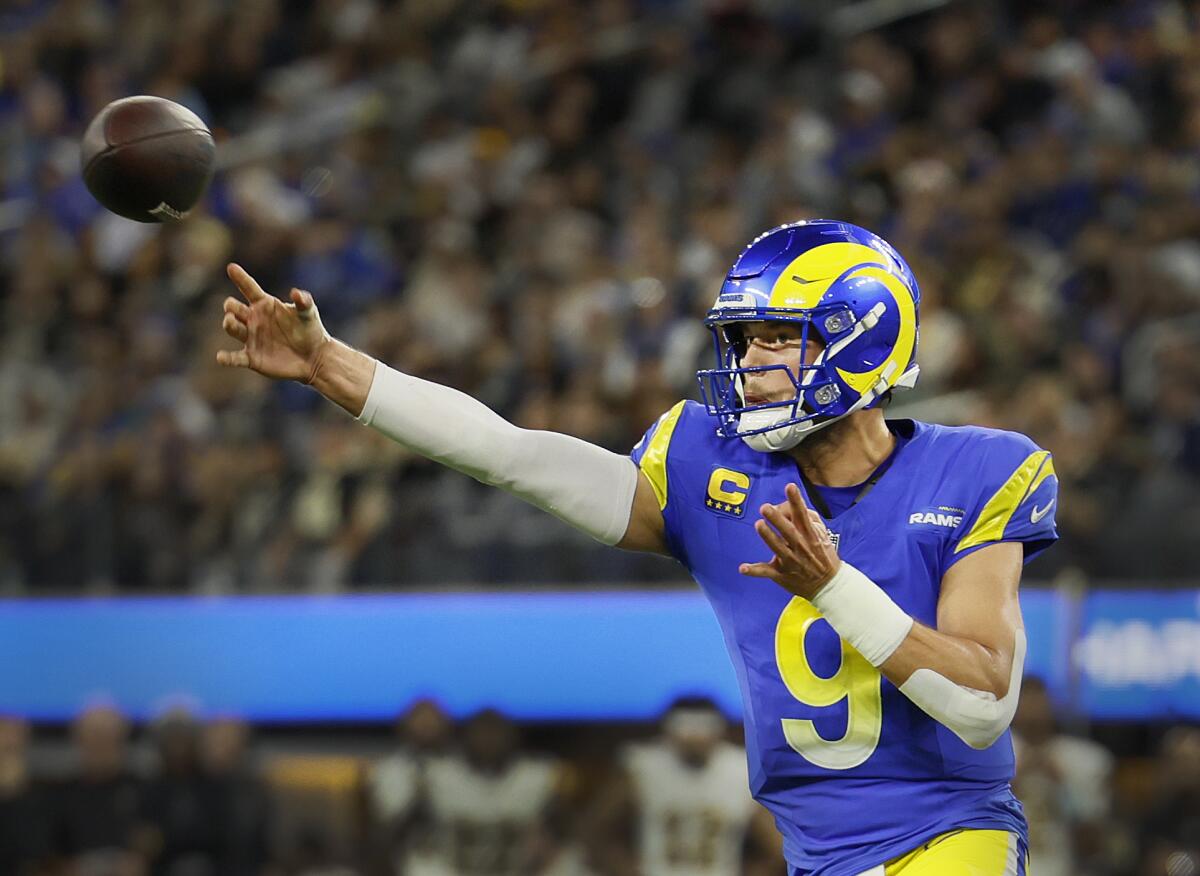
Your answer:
[775,597,883,770]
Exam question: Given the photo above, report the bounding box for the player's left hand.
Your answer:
[740,483,841,600]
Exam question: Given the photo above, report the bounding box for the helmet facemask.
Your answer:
[698,314,831,446]
[696,220,922,452]
[698,301,916,452]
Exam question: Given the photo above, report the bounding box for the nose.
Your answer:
[739,343,781,399]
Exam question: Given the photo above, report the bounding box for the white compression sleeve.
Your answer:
[899,630,1026,750]
[356,361,638,545]
[812,561,1024,750]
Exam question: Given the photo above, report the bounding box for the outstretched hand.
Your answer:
[740,483,841,600]
[217,263,331,383]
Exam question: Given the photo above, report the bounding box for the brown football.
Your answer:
[81,96,215,223]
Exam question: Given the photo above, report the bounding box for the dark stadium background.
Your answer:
[2,0,1199,874]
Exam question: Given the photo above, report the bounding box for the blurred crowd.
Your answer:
[2,691,1200,873]
[1,690,1197,876]
[2,0,1200,591]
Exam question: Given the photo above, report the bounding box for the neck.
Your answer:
[788,410,895,486]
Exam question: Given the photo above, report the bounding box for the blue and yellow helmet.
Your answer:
[697,220,921,452]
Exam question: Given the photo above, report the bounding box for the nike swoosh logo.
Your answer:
[1031,500,1055,524]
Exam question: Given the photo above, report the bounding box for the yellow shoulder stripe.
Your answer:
[640,401,687,511]
[955,450,1055,554]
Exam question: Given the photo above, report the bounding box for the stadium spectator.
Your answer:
[1,0,1198,590]
[0,715,53,876]
[1012,676,1126,876]
[1138,726,1200,876]
[283,825,363,876]
[404,708,571,876]
[202,717,272,876]
[367,698,454,873]
[50,704,145,876]
[585,696,782,876]
[135,710,225,876]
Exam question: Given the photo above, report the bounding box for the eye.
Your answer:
[764,331,803,347]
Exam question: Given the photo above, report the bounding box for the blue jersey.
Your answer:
[630,402,1058,876]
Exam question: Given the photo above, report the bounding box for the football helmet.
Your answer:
[697,220,921,452]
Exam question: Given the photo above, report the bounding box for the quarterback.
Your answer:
[218,221,1056,876]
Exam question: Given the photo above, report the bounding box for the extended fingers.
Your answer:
[222,312,248,342]
[739,559,782,580]
[754,516,796,562]
[223,296,250,322]
[289,288,316,318]
[785,483,819,538]
[216,348,250,368]
[227,263,267,303]
[762,502,807,550]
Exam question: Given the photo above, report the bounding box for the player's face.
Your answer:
[736,321,824,405]
[202,719,248,772]
[664,708,724,767]
[402,699,451,751]
[464,712,518,768]
[74,708,128,776]
[670,728,720,766]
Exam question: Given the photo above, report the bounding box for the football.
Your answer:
[80,95,215,223]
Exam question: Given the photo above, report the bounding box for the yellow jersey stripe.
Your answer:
[640,401,687,510]
[955,451,1054,554]
[1027,453,1056,497]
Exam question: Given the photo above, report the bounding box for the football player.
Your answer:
[219,220,1057,875]
[588,695,780,876]
[403,710,568,876]
[368,698,454,871]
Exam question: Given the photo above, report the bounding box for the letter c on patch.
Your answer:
[708,468,751,505]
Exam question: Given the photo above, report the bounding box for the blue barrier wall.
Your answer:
[1074,591,1200,719]
[0,592,740,721]
[0,588,1189,722]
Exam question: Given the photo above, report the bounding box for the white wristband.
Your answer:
[811,561,913,666]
